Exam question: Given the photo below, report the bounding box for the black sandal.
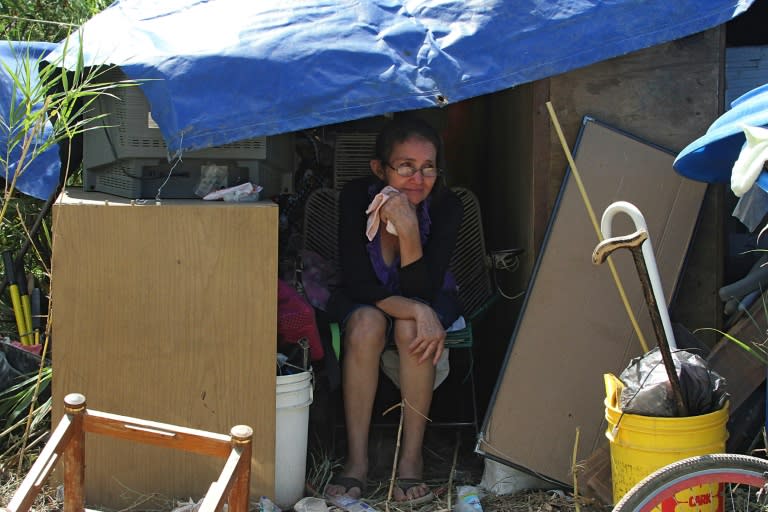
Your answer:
[325,475,367,498]
[394,479,435,505]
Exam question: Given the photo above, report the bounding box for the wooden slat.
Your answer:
[199,449,243,512]
[6,415,74,512]
[83,410,232,459]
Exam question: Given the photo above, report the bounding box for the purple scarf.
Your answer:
[365,182,456,295]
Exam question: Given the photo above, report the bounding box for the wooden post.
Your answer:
[62,393,86,512]
[227,425,253,512]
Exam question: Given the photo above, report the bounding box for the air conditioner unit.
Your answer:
[333,132,377,191]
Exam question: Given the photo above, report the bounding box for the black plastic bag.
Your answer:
[619,347,729,417]
[0,351,23,392]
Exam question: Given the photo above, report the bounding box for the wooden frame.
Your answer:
[1,393,253,512]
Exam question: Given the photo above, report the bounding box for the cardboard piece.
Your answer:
[477,118,707,484]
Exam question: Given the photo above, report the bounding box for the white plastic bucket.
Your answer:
[275,370,313,509]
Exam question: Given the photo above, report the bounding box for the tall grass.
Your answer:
[0,8,134,474]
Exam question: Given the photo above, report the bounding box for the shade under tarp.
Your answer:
[45,0,755,158]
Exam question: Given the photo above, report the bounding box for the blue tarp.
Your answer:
[45,0,755,159]
[0,41,60,200]
[674,83,768,184]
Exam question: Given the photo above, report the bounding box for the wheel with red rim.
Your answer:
[612,454,768,512]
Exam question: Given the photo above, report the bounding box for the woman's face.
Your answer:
[371,135,438,205]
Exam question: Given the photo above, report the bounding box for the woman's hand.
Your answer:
[409,302,446,366]
[379,191,418,234]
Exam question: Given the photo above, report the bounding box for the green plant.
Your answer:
[0,366,51,468]
[0,1,110,42]
[0,34,137,472]
[695,290,768,366]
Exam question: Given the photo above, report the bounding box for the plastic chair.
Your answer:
[302,186,517,432]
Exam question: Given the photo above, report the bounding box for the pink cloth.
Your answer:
[365,185,400,241]
[11,340,43,355]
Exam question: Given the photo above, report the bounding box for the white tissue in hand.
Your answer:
[365,185,400,241]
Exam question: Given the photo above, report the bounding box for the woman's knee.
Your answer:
[344,307,387,353]
[392,318,417,352]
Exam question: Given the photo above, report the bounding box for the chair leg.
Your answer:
[63,394,86,512]
[467,349,479,436]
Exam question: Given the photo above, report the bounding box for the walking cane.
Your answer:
[593,229,688,417]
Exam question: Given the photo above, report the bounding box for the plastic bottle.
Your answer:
[455,486,483,512]
[325,494,376,512]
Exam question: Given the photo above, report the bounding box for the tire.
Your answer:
[612,454,768,512]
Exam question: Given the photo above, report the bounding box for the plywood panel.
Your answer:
[547,29,724,338]
[477,119,706,484]
[50,190,277,508]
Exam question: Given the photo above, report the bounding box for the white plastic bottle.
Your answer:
[455,486,483,512]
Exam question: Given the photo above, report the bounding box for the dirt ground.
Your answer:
[305,416,609,512]
[303,363,610,512]
[0,425,607,512]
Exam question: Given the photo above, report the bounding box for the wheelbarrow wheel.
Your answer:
[612,453,768,512]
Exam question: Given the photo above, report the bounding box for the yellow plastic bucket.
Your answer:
[604,374,729,507]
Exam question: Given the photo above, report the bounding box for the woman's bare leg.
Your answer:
[325,307,387,498]
[392,318,435,501]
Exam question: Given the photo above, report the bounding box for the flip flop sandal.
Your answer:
[325,475,367,498]
[394,479,435,506]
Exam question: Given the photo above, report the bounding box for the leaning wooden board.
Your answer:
[477,118,707,485]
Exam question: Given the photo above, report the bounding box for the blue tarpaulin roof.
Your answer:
[0,41,60,200]
[2,0,756,199]
[45,0,755,159]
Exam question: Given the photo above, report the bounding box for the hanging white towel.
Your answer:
[731,124,768,197]
[365,185,400,241]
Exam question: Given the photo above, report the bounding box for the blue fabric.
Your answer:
[45,0,754,158]
[674,83,768,184]
[0,41,60,200]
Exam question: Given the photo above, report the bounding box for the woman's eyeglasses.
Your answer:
[385,162,441,178]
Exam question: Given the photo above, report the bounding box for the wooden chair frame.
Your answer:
[1,393,253,512]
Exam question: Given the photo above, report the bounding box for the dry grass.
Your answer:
[302,415,609,512]
[0,400,609,512]
[0,468,62,511]
[0,444,608,512]
[481,490,603,512]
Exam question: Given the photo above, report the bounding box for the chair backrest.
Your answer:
[302,186,495,321]
[449,187,495,320]
[302,188,341,272]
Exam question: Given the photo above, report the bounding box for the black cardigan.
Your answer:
[327,176,463,324]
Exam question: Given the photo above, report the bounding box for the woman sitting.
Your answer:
[325,116,463,504]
